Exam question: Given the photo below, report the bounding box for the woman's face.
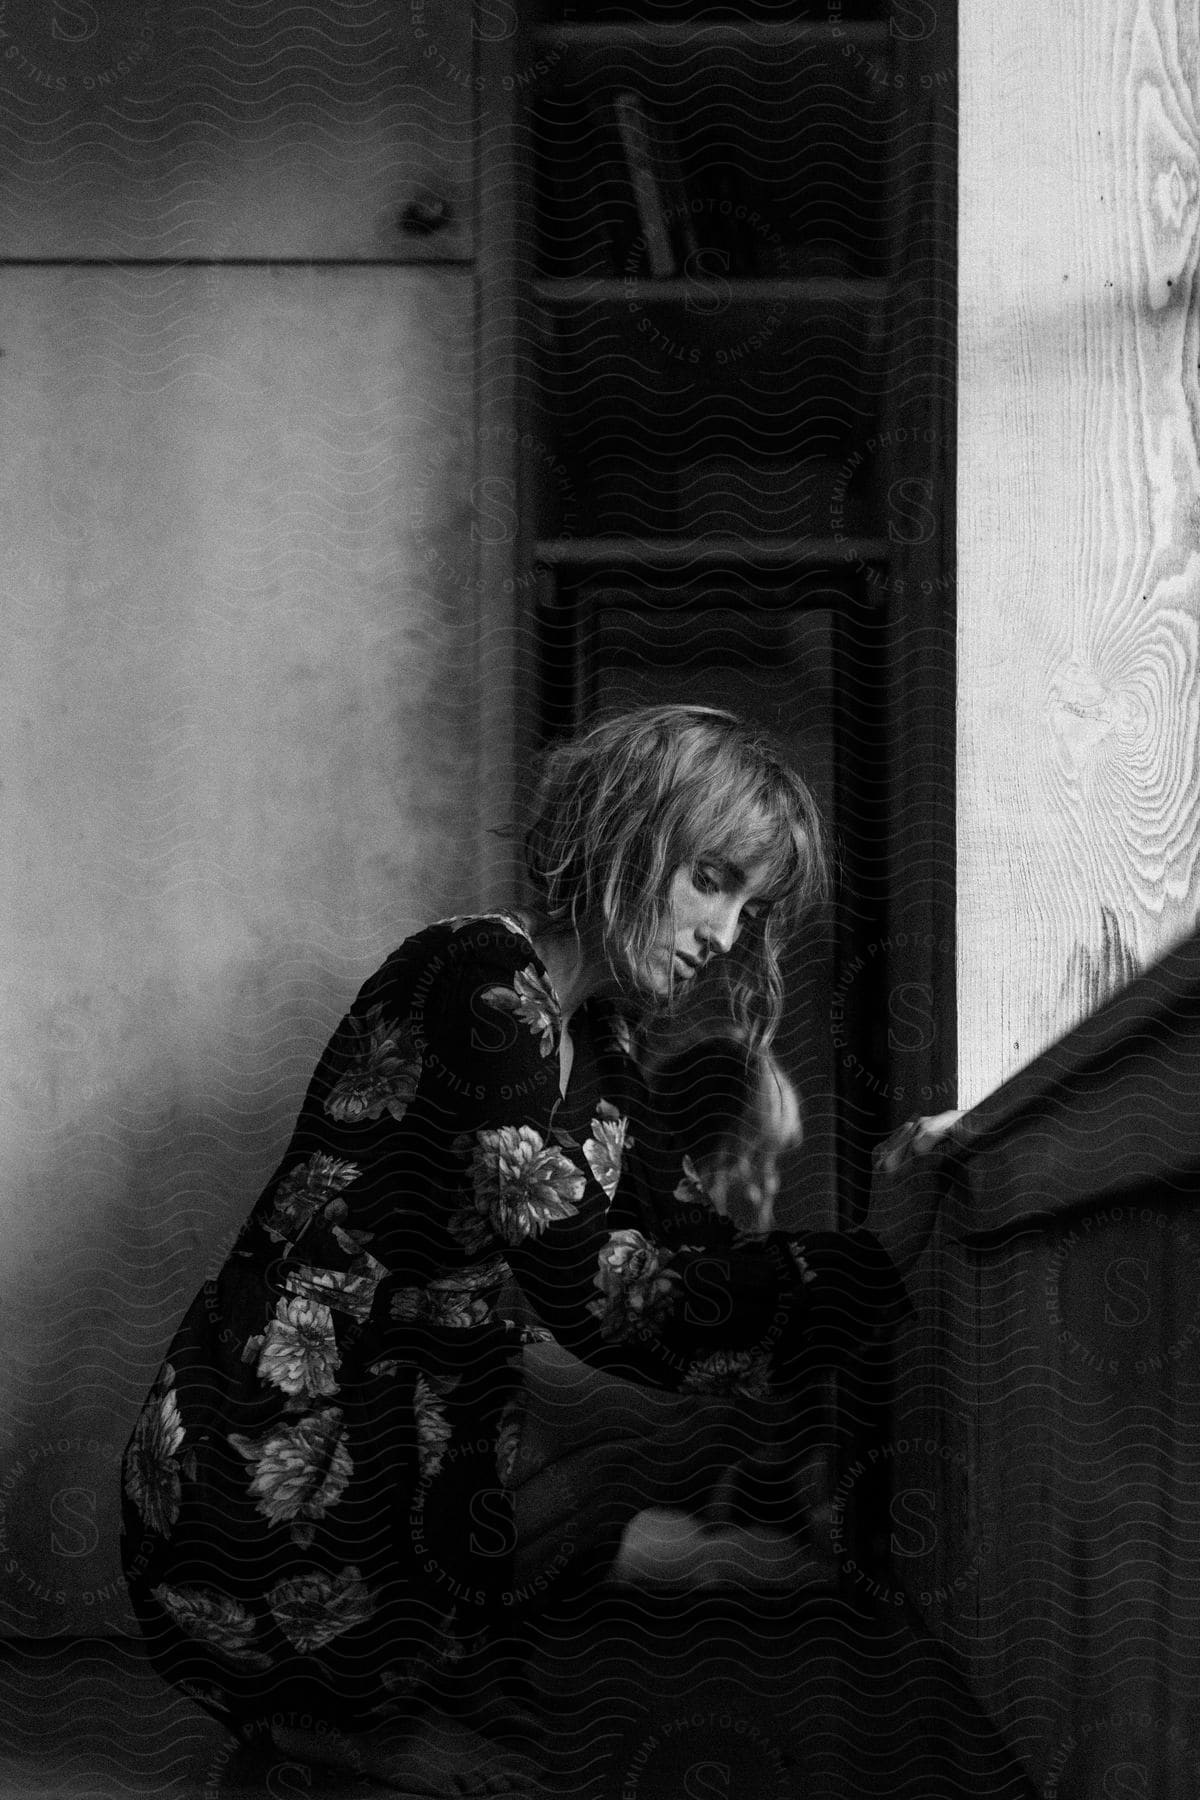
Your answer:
[644,852,775,997]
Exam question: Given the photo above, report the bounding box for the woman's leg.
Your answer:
[511,1342,802,1596]
[511,1343,733,1578]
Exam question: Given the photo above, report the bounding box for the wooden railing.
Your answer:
[879,927,1200,1798]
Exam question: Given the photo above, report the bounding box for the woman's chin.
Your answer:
[625,972,672,1011]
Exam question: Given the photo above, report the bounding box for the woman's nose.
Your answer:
[701,904,743,956]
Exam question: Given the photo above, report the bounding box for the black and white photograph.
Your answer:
[0,2,1196,1796]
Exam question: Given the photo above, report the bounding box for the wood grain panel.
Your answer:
[958,0,1200,1106]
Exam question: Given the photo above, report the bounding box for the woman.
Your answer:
[120,705,913,1795]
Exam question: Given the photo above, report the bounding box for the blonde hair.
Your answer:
[648,1024,804,1233]
[523,704,829,1051]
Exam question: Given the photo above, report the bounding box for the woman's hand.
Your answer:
[869,1109,966,1278]
[872,1109,966,1178]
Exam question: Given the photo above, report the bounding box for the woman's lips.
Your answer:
[675,953,698,979]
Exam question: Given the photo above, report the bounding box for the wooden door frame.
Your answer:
[475,0,960,1164]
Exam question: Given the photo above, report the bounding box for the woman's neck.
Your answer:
[529,924,612,1027]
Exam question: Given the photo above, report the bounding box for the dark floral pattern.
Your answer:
[583,1100,630,1203]
[495,1394,524,1489]
[784,1240,818,1286]
[266,1564,377,1653]
[285,1254,387,1324]
[390,1256,508,1329]
[673,1155,712,1211]
[123,1362,188,1537]
[443,911,528,938]
[479,963,562,1058]
[588,1228,680,1344]
[413,1373,457,1480]
[446,1202,494,1258]
[242,1294,341,1402]
[261,1153,360,1246]
[227,1408,353,1536]
[465,1124,585,1245]
[324,1006,422,1125]
[151,1583,271,1669]
[680,1348,774,1400]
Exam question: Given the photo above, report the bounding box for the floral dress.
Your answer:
[120,913,908,1732]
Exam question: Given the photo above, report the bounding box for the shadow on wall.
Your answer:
[0,944,384,1640]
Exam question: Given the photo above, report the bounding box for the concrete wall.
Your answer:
[0,4,483,1637]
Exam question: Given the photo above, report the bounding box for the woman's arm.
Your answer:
[868,1110,966,1278]
[386,921,912,1397]
[412,928,813,1393]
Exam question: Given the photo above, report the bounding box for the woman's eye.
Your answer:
[693,865,722,894]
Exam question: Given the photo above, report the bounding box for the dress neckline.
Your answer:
[437,909,635,1086]
[553,1001,605,1133]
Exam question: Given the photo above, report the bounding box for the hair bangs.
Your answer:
[701,786,814,913]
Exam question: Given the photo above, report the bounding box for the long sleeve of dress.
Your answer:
[398,918,822,1397]
[386,917,909,1400]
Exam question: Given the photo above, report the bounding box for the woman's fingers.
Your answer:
[911,1108,966,1153]
[871,1118,922,1177]
[872,1109,966,1176]
[868,1111,966,1277]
